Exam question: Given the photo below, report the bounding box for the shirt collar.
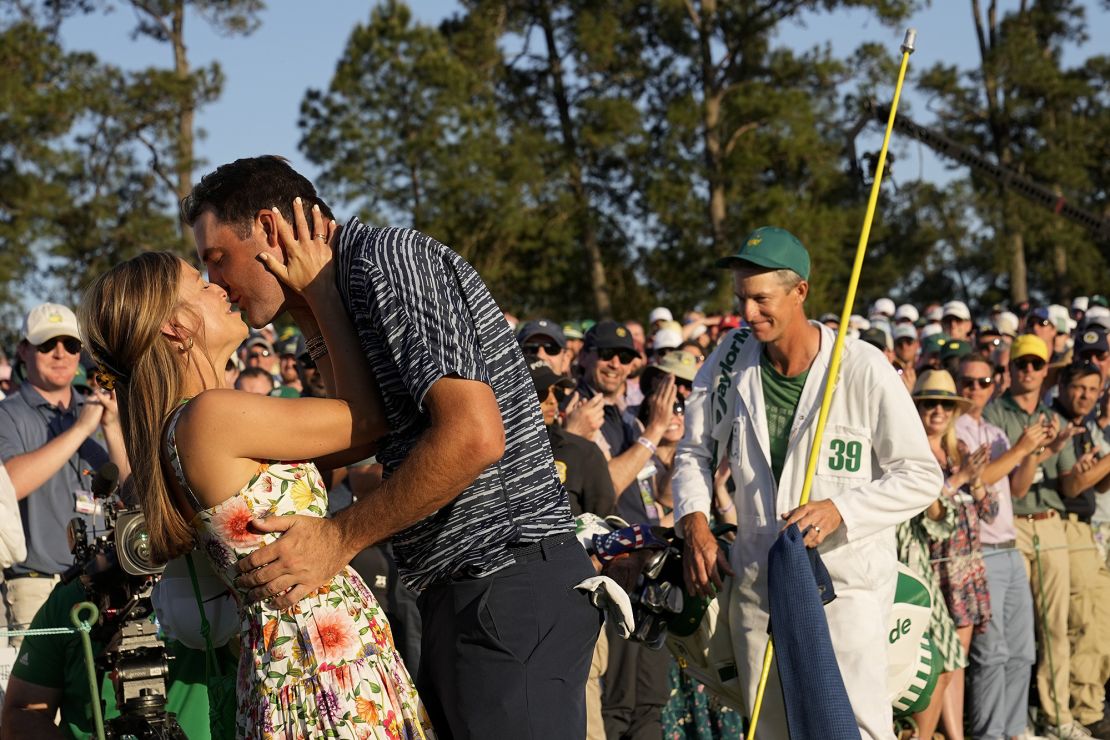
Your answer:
[18,381,79,412]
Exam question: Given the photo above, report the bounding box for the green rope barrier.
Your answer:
[70,601,106,740]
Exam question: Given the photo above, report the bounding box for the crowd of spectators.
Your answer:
[2,292,1110,739]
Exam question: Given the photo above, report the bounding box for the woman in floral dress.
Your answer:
[81,200,435,739]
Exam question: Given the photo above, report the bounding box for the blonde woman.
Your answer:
[907,370,992,740]
[80,201,434,739]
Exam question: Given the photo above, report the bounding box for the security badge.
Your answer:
[554,460,568,483]
[74,489,102,516]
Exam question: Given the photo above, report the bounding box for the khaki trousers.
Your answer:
[1064,518,1110,725]
[585,625,609,740]
[1016,514,1072,727]
[2,574,58,649]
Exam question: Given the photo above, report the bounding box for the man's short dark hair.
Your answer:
[236,366,275,389]
[1059,361,1101,389]
[180,155,335,238]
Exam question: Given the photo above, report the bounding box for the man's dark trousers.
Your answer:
[416,534,601,739]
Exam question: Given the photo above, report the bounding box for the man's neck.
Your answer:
[764,320,820,376]
[965,406,984,421]
[1010,386,1043,414]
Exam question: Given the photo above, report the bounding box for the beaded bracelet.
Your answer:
[305,334,329,362]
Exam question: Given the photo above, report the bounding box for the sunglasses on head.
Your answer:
[918,399,957,412]
[523,342,563,356]
[1013,356,1046,372]
[959,375,993,390]
[249,350,271,359]
[597,347,638,365]
[1029,318,1052,328]
[36,336,82,355]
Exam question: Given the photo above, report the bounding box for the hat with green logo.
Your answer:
[715,226,810,280]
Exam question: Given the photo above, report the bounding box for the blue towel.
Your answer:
[767,524,860,739]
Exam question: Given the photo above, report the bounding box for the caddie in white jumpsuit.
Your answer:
[672,227,942,739]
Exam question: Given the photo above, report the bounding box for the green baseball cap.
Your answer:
[715,226,811,280]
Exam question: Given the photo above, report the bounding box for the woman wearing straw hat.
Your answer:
[904,370,993,740]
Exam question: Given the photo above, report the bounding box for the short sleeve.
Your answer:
[0,405,26,462]
[347,229,489,411]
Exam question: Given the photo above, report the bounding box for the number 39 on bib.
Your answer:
[819,428,872,479]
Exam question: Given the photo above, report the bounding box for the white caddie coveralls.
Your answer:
[673,322,942,739]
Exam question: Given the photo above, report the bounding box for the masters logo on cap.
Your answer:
[715,226,810,280]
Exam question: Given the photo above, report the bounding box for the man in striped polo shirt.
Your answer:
[183,155,600,739]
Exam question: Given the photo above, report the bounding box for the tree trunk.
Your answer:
[696,0,726,250]
[535,0,611,317]
[1009,229,1028,305]
[172,0,193,253]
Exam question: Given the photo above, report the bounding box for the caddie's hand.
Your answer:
[260,197,337,300]
[781,499,843,548]
[682,513,733,599]
[234,515,353,609]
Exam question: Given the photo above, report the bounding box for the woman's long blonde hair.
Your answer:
[79,252,195,563]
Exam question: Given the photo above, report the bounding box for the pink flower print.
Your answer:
[384,710,402,740]
[210,497,262,547]
[307,606,358,663]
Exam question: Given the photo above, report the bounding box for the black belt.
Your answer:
[507,531,578,563]
[2,568,54,580]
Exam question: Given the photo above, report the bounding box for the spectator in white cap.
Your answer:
[0,303,130,646]
[1072,296,1089,323]
[648,307,673,332]
[890,325,919,392]
[895,303,919,325]
[942,300,973,341]
[1085,306,1110,333]
[871,297,896,319]
[847,313,869,339]
[995,311,1020,339]
[648,321,683,361]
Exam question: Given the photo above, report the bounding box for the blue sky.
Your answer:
[56,1,1105,193]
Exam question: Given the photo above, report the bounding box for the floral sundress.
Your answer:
[165,406,436,740]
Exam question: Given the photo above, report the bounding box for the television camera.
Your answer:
[62,462,186,739]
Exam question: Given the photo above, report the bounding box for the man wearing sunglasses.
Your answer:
[574,320,679,739]
[673,226,942,738]
[1047,362,1110,737]
[517,318,570,376]
[0,303,129,647]
[983,334,1091,739]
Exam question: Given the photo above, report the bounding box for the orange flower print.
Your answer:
[307,606,358,663]
[262,618,279,651]
[210,496,262,547]
[355,696,379,724]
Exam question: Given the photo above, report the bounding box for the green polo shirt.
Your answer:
[983,392,1076,516]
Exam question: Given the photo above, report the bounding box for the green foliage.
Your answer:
[915,0,1108,307]
[0,0,263,329]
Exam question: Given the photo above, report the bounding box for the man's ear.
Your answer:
[795,279,810,303]
[255,208,282,248]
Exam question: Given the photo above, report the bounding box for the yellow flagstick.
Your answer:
[745,28,917,739]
